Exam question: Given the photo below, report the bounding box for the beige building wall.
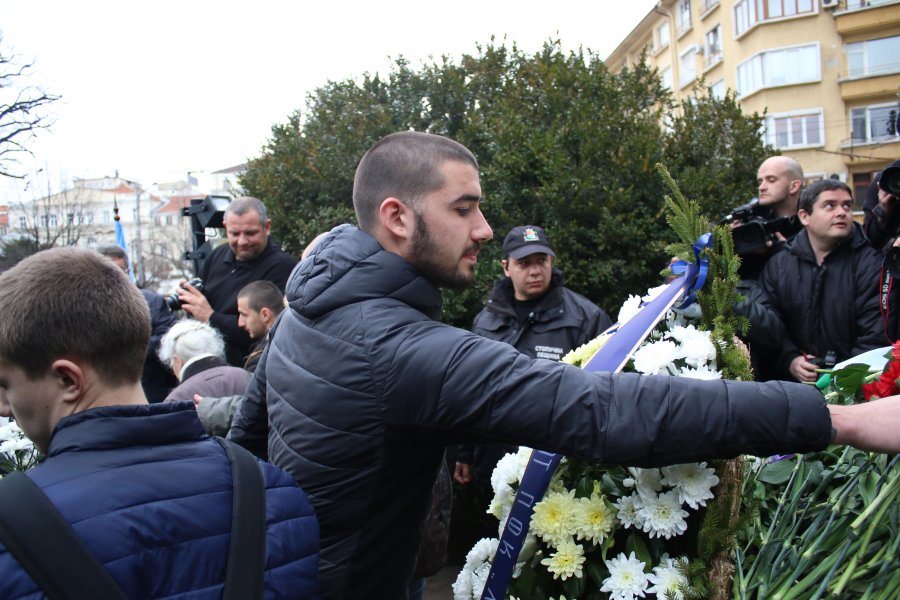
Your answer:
[607,0,900,204]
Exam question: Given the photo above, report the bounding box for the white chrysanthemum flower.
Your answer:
[0,438,33,454]
[622,467,663,502]
[452,565,475,600]
[662,463,720,509]
[488,448,532,518]
[615,493,644,529]
[667,325,717,367]
[600,551,650,600]
[464,538,498,569]
[642,283,670,303]
[574,492,617,546]
[631,340,679,375]
[637,490,689,539]
[647,555,689,600]
[617,294,643,325]
[540,539,586,580]
[470,562,492,598]
[531,489,579,547]
[678,365,722,380]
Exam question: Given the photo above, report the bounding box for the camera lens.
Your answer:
[880,166,900,197]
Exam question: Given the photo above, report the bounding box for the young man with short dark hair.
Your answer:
[0,247,319,598]
[244,131,900,598]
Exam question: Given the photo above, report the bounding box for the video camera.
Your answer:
[181,195,230,276]
[879,165,900,196]
[720,198,803,255]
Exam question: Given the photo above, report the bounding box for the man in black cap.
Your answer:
[454,224,612,486]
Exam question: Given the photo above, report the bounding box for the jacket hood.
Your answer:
[285,224,443,320]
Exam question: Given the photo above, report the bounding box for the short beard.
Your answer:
[409,210,474,291]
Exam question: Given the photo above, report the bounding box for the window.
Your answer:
[40,214,48,227]
[660,66,673,90]
[677,0,692,34]
[166,215,174,225]
[85,211,94,225]
[710,79,726,99]
[101,210,110,225]
[765,110,823,148]
[18,216,27,228]
[705,25,722,66]
[67,212,74,225]
[737,43,820,96]
[657,21,670,49]
[734,0,814,36]
[49,213,58,228]
[680,47,698,87]
[701,0,720,13]
[851,103,900,143]
[847,35,900,79]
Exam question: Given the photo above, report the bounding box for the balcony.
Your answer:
[839,72,900,102]
[836,1,900,36]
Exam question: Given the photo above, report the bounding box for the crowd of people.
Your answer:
[1,131,900,599]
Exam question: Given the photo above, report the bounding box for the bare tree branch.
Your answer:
[0,35,60,179]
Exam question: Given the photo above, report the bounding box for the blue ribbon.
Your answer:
[480,234,710,600]
[668,232,712,309]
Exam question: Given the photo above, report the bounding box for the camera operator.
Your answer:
[862,159,900,251]
[177,196,296,367]
[725,156,804,280]
[759,179,889,382]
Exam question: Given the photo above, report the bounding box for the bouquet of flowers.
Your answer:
[455,166,752,600]
[734,344,900,599]
[454,287,729,600]
[0,417,40,475]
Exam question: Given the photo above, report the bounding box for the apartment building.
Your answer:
[606,0,900,204]
[6,176,196,285]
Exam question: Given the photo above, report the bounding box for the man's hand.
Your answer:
[831,395,900,453]
[192,394,204,408]
[790,354,819,383]
[453,462,472,485]
[177,280,213,322]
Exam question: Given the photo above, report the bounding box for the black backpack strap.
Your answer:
[215,436,267,600]
[0,471,128,600]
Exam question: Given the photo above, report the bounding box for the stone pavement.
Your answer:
[423,564,459,599]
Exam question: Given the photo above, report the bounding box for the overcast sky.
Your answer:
[2,1,656,198]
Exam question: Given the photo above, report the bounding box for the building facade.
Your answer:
[607,0,900,202]
[5,176,200,287]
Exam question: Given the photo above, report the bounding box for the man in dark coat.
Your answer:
[0,247,319,598]
[456,224,611,487]
[760,179,891,382]
[177,196,295,367]
[235,131,900,599]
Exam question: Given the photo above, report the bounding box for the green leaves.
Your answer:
[239,40,769,328]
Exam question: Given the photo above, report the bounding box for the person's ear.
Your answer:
[50,359,85,405]
[260,307,274,327]
[502,259,511,277]
[378,197,414,242]
[798,208,811,227]
[264,219,272,236]
[790,179,802,196]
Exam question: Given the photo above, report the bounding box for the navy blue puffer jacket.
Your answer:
[0,402,319,599]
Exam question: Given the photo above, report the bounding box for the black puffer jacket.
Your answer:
[265,224,832,599]
[759,224,889,380]
[471,272,612,361]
